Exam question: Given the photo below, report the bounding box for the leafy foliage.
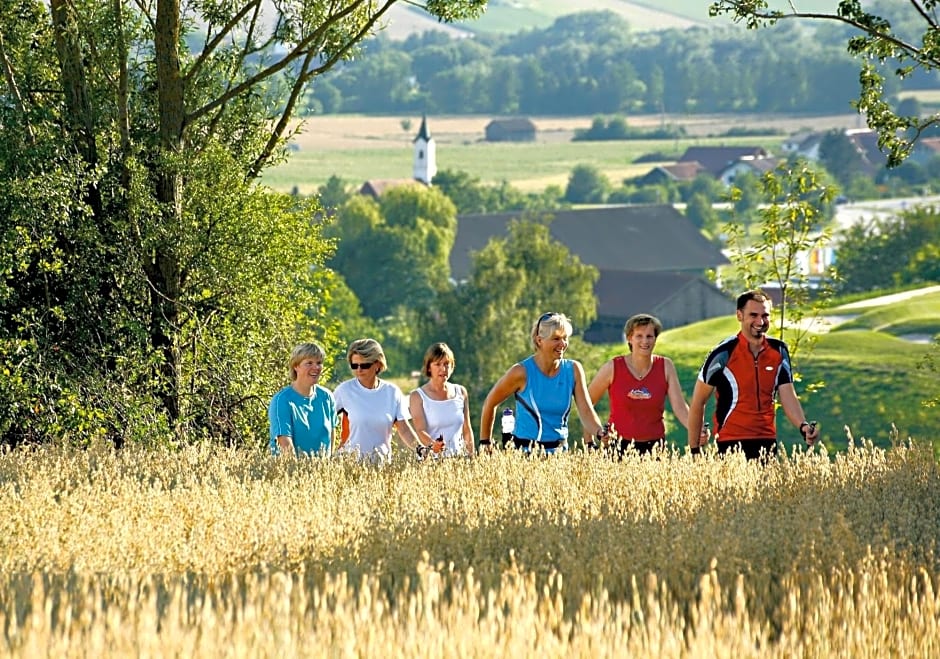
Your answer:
[0,0,488,444]
[710,0,940,165]
[722,162,839,363]
[327,185,457,319]
[429,217,598,396]
[835,206,940,294]
[432,169,560,214]
[308,9,874,117]
[564,164,611,204]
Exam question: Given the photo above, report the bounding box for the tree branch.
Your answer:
[0,31,33,142]
[908,0,939,30]
[712,2,940,67]
[186,0,397,128]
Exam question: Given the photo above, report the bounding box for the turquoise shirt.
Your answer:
[513,356,574,443]
[268,384,337,456]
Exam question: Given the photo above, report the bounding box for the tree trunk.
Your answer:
[49,0,97,169]
[146,0,187,423]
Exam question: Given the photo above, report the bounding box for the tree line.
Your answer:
[302,7,931,118]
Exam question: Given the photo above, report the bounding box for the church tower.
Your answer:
[413,115,436,184]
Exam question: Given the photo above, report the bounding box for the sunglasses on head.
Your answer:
[537,312,559,333]
[349,362,374,370]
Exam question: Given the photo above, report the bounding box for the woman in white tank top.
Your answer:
[409,343,475,457]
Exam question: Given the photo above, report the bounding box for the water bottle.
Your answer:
[500,408,515,447]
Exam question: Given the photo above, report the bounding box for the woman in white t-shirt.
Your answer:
[409,342,475,458]
[333,338,430,462]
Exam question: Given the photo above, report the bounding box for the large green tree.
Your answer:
[428,217,598,397]
[0,0,486,444]
[327,184,457,320]
[835,207,940,293]
[710,0,940,166]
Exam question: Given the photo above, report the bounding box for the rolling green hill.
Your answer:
[390,0,847,39]
[404,0,706,36]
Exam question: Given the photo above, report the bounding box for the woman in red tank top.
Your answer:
[588,314,706,456]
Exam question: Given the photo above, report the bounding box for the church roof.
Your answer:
[413,115,431,142]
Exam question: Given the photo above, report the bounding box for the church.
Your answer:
[358,115,436,198]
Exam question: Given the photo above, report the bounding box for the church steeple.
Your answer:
[413,114,436,184]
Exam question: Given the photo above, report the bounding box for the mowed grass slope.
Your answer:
[831,290,940,338]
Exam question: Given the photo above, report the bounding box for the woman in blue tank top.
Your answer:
[478,312,607,454]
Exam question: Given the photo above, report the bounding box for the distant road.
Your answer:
[833,195,940,232]
[835,284,940,310]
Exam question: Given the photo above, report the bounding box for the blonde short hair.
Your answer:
[346,338,387,374]
[622,314,663,351]
[288,342,325,380]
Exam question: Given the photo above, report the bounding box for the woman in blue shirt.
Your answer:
[478,312,607,454]
[268,342,338,457]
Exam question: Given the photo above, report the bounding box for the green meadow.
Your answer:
[264,132,787,195]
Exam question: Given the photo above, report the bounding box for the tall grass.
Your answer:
[1,442,938,655]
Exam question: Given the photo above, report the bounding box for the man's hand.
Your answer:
[800,421,819,446]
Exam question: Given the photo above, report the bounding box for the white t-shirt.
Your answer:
[413,386,466,456]
[334,378,410,462]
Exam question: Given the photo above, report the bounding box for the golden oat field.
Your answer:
[1,441,939,656]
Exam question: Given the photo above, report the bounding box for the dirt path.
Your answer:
[787,285,940,341]
[833,285,940,311]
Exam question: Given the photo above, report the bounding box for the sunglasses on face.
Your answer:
[349,362,374,370]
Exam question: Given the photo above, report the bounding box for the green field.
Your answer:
[642,0,852,22]
[264,133,787,195]
[452,0,706,34]
[832,291,940,337]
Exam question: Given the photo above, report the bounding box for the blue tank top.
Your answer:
[513,356,574,442]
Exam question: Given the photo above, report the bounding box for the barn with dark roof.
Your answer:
[450,205,733,343]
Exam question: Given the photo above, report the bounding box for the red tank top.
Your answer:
[608,355,667,441]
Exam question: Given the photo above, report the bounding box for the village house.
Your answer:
[484,118,537,142]
[450,205,732,343]
[677,145,773,178]
[636,161,707,186]
[716,154,780,186]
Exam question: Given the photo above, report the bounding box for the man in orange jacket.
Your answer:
[688,290,820,460]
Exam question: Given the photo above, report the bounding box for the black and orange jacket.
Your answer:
[697,332,794,441]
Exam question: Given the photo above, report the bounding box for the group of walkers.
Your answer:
[268,290,820,463]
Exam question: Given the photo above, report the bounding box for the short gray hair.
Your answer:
[530,312,572,347]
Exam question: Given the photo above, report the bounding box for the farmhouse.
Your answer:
[451,205,732,343]
[484,118,537,142]
[677,145,772,178]
[636,161,706,186]
[590,271,732,343]
[716,155,780,186]
[909,136,940,166]
[783,127,890,175]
